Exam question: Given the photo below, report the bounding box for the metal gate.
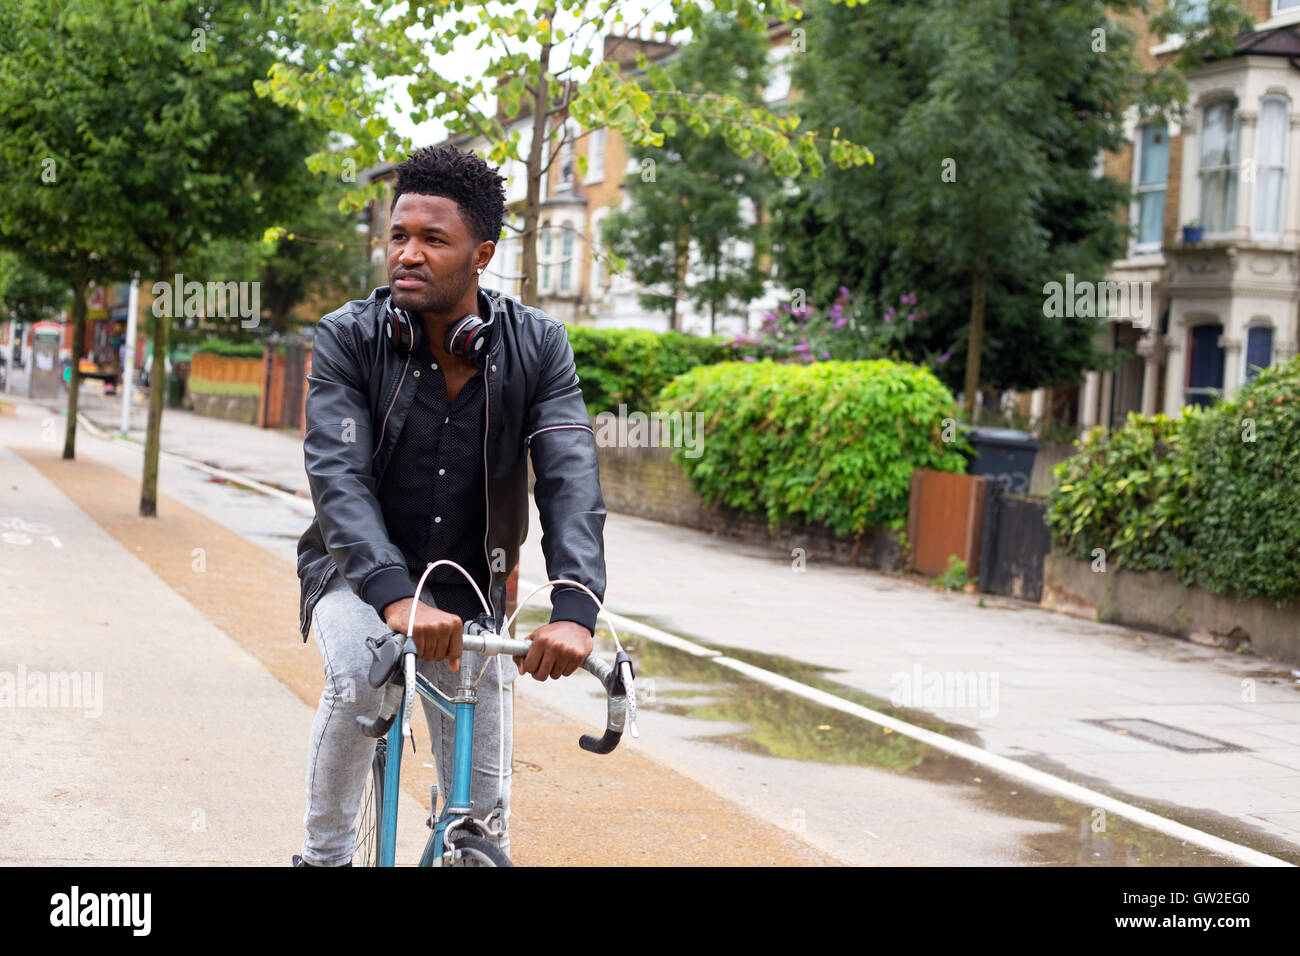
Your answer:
[280,343,308,431]
[977,487,1051,602]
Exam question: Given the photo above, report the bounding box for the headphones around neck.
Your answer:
[384,291,491,364]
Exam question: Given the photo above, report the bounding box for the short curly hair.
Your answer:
[390,145,506,247]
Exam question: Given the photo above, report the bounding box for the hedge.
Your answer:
[566,325,737,415]
[1048,356,1300,605]
[193,336,265,359]
[657,358,970,535]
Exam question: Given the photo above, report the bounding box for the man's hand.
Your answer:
[515,621,593,681]
[382,598,462,671]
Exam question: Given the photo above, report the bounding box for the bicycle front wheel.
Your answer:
[353,739,385,866]
[446,833,512,867]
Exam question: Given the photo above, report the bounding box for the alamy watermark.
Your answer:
[1042,273,1153,329]
[890,664,999,719]
[152,272,260,328]
[592,404,704,459]
[0,664,103,717]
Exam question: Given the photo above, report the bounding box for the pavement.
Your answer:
[5,386,1300,865]
[0,394,833,865]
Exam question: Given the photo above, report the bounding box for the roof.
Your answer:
[1233,24,1300,58]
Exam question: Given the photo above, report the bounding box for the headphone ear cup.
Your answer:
[386,300,417,354]
[445,314,487,361]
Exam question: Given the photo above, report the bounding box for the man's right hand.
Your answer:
[381,598,462,671]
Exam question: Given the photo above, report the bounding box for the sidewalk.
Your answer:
[47,394,1300,854]
[0,402,833,865]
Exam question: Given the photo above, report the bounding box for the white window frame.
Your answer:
[583,127,606,185]
[559,219,575,293]
[1252,95,1289,240]
[1198,98,1240,238]
[1132,121,1170,255]
[540,219,553,294]
[589,208,608,298]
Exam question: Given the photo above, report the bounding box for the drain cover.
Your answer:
[1085,718,1244,753]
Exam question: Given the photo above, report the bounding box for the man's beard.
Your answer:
[392,259,473,315]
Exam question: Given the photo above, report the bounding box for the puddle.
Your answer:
[513,606,1300,866]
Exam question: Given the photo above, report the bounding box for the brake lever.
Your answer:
[618,658,638,739]
[400,636,417,753]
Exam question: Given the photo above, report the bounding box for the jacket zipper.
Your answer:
[481,360,496,626]
[300,563,335,638]
[524,422,594,446]
[372,352,410,462]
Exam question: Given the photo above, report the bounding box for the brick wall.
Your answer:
[527,417,903,571]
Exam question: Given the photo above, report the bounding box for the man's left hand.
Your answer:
[516,621,593,681]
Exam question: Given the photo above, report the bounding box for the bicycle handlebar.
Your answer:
[355,619,637,754]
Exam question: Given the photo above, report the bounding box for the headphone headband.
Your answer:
[385,291,490,362]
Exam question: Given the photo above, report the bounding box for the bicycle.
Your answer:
[351,563,637,867]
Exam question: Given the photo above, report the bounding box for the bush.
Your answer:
[1047,412,1201,574]
[1047,356,1300,605]
[1181,359,1300,604]
[657,358,969,534]
[193,336,265,359]
[566,325,736,415]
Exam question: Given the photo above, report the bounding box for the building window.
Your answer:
[558,122,577,190]
[559,221,574,292]
[589,210,607,297]
[1253,97,1288,238]
[1199,100,1239,235]
[1276,0,1300,13]
[1245,326,1274,381]
[763,45,793,104]
[1134,122,1169,251]
[1186,323,1225,408]
[584,127,606,184]
[1182,0,1210,26]
[541,220,552,293]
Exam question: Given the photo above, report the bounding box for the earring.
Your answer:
[476,268,483,275]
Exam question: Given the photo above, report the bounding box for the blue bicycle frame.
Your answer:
[377,660,486,867]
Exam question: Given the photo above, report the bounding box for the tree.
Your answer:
[0,0,331,513]
[256,0,874,309]
[772,0,1254,417]
[0,1,150,458]
[600,11,783,333]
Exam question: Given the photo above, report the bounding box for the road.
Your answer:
[2,391,1298,865]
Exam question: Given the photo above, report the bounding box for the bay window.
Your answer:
[1253,97,1288,238]
[1199,99,1240,235]
[1134,122,1169,251]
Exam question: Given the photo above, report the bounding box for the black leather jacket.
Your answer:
[295,284,606,641]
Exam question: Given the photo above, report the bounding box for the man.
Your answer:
[293,145,607,866]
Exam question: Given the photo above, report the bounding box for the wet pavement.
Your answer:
[19,391,1300,865]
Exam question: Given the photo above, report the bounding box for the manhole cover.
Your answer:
[1084,718,1244,753]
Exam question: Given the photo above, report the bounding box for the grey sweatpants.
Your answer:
[300,571,515,866]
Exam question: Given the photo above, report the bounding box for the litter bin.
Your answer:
[960,426,1040,495]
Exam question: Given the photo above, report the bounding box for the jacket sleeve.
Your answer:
[303,318,412,618]
[525,322,607,636]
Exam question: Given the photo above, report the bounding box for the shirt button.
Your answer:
[438,468,445,475]
[434,516,442,523]
[444,416,449,424]
[431,362,438,370]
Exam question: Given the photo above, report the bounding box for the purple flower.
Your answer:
[794,340,811,352]
[906,313,916,322]
[832,317,848,329]
[883,307,894,323]
[901,291,917,306]
[937,350,951,364]
[838,285,849,299]
[822,351,831,359]
[742,355,757,362]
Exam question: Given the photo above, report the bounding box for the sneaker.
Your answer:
[292,854,352,867]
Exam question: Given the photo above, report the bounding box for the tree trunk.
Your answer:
[962,256,988,421]
[521,6,555,310]
[140,248,173,516]
[61,275,89,460]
